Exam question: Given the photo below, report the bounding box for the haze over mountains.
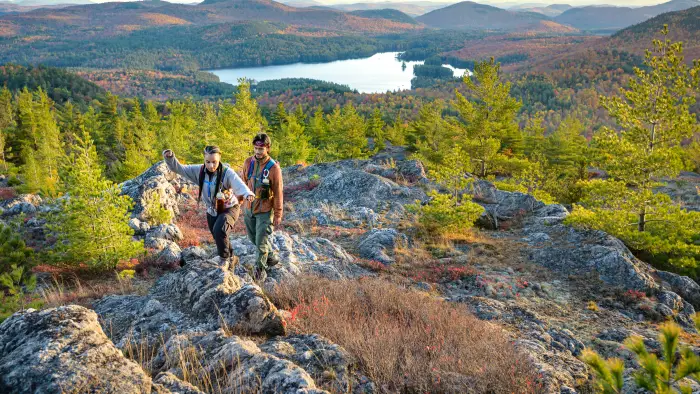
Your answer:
[553,0,700,31]
[1,0,698,32]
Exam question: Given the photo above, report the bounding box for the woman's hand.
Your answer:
[163,149,174,158]
[246,195,255,202]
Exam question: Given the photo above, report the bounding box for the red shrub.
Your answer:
[0,187,16,201]
[284,179,321,202]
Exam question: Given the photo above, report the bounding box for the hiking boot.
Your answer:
[217,256,231,267]
[253,265,268,282]
[266,254,280,268]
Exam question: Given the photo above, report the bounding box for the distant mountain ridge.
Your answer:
[524,5,700,78]
[16,0,93,5]
[512,3,572,16]
[0,0,422,39]
[415,1,576,32]
[554,0,700,31]
[330,1,450,17]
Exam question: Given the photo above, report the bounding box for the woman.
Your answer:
[163,146,254,265]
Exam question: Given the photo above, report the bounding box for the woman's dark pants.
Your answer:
[206,206,240,259]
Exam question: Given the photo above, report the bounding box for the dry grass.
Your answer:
[270,275,543,393]
[122,332,253,394]
[39,272,152,309]
[121,310,260,394]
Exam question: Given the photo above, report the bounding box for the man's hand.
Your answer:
[246,195,255,202]
[163,149,174,158]
[273,216,281,227]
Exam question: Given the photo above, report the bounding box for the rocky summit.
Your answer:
[2,147,700,393]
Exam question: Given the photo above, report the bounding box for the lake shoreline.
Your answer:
[207,52,468,94]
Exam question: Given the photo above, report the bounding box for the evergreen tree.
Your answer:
[453,58,522,177]
[58,101,80,148]
[566,27,700,272]
[218,80,266,166]
[585,27,699,232]
[35,90,62,193]
[582,320,700,394]
[120,98,156,180]
[307,106,327,162]
[408,100,458,168]
[595,27,700,231]
[385,113,407,146]
[547,115,590,181]
[293,105,305,124]
[0,87,12,131]
[501,127,524,158]
[21,151,42,193]
[277,112,311,166]
[0,223,35,290]
[308,106,327,145]
[0,87,12,172]
[523,112,547,158]
[144,101,161,136]
[159,100,196,163]
[688,139,700,173]
[269,102,288,134]
[325,103,368,160]
[13,88,37,160]
[46,127,143,270]
[97,92,127,178]
[14,89,62,195]
[0,127,6,173]
[368,108,386,152]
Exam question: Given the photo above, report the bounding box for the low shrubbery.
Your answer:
[141,189,173,226]
[407,190,484,240]
[270,275,541,393]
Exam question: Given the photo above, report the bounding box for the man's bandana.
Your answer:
[254,141,269,147]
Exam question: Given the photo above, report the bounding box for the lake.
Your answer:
[207,52,468,94]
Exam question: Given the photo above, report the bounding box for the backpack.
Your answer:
[197,164,227,203]
[247,158,276,185]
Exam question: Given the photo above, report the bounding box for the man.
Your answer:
[163,146,254,266]
[242,133,283,281]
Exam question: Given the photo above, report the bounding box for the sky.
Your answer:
[313,0,675,6]
[21,0,676,7]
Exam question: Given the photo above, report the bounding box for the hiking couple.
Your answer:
[162,133,282,281]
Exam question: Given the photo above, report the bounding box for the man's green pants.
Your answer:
[243,208,275,270]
